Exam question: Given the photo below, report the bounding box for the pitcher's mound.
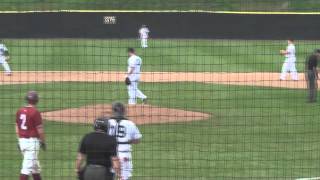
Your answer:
[42,104,210,125]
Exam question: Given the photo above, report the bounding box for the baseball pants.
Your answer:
[0,57,11,74]
[19,138,41,175]
[141,38,148,48]
[127,77,147,105]
[280,61,298,80]
[118,152,133,180]
[306,70,318,102]
[84,165,113,180]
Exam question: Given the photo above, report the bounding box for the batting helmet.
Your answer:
[93,117,109,131]
[112,101,126,118]
[25,91,39,104]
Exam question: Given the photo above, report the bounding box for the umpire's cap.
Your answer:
[112,101,126,117]
[25,91,39,104]
[93,117,109,131]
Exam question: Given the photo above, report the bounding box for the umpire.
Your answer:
[305,49,320,103]
[75,118,121,180]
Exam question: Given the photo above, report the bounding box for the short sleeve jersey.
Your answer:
[16,106,42,138]
[127,55,142,77]
[79,132,117,168]
[0,44,8,56]
[139,27,150,39]
[286,44,296,59]
[108,119,142,152]
[306,54,318,70]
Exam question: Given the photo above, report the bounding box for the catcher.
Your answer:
[0,40,12,76]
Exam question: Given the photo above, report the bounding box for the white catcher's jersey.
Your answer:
[139,27,150,39]
[128,55,142,79]
[0,44,8,56]
[285,44,296,60]
[108,119,142,152]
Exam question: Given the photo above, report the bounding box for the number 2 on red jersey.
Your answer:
[19,114,28,130]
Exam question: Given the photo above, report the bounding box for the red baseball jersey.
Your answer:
[16,106,42,138]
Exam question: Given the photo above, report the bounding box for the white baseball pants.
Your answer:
[141,38,148,48]
[280,61,298,80]
[118,152,133,180]
[127,77,147,105]
[19,138,41,175]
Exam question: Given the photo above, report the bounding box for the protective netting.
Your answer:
[0,1,320,180]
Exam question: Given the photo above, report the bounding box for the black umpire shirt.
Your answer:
[306,55,318,70]
[79,132,117,168]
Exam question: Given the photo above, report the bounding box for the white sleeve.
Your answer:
[130,123,142,140]
[128,58,136,68]
[0,44,7,52]
[287,46,294,55]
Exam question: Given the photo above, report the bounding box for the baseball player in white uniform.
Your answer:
[139,25,150,48]
[126,48,147,105]
[107,102,142,180]
[0,41,12,75]
[279,39,298,81]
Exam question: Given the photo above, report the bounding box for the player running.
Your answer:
[279,39,298,81]
[0,40,12,75]
[16,91,46,180]
[107,102,142,180]
[126,48,147,105]
[139,25,150,48]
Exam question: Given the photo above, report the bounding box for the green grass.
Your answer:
[0,0,320,12]
[5,39,320,72]
[0,82,319,179]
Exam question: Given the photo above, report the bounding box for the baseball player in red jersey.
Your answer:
[15,91,46,180]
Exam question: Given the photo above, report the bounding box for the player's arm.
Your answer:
[129,139,141,144]
[127,59,136,76]
[280,49,289,55]
[3,46,10,60]
[36,124,45,143]
[314,67,319,79]
[110,137,121,178]
[75,152,86,173]
[34,111,46,150]
[129,123,142,144]
[112,156,121,177]
[15,124,19,138]
[127,67,135,76]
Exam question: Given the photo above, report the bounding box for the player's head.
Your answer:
[288,38,294,44]
[127,48,135,56]
[25,91,39,105]
[93,117,109,132]
[314,49,320,56]
[112,101,126,118]
[142,24,146,28]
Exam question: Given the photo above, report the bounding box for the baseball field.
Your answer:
[0,39,319,179]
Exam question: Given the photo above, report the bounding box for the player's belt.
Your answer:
[117,142,130,144]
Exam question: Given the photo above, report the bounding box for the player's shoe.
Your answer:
[142,98,148,104]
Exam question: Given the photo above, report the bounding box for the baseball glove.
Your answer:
[125,77,131,85]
